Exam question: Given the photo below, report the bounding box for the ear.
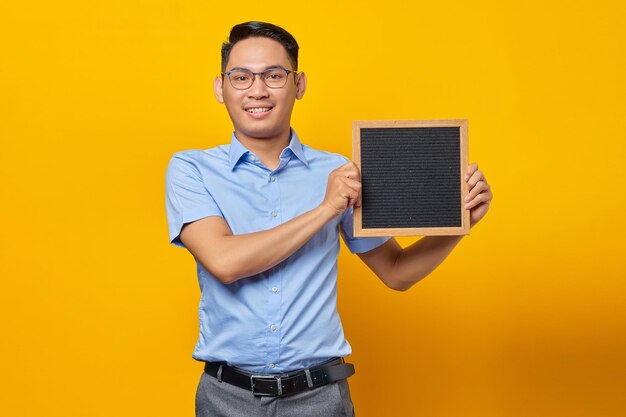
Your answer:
[214,76,224,103]
[295,72,307,100]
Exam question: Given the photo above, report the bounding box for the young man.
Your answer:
[166,21,492,417]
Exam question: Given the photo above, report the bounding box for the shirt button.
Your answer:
[271,211,278,217]
[268,363,276,369]
[270,324,277,331]
[250,155,257,161]
[271,286,278,293]
[269,176,276,182]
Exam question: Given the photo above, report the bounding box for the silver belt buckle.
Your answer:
[250,375,282,397]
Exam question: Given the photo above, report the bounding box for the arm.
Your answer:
[358,163,493,291]
[179,162,362,284]
[358,235,463,291]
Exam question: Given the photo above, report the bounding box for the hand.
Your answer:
[464,163,492,227]
[321,162,362,216]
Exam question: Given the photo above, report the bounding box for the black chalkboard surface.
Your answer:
[353,120,469,237]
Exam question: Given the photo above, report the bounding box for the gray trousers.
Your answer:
[195,370,355,417]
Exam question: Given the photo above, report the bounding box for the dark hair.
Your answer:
[221,21,299,72]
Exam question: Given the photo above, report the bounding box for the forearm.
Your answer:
[193,205,337,283]
[357,161,492,291]
[212,162,361,282]
[181,161,361,284]
[391,235,464,290]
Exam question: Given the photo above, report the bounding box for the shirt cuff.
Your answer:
[344,236,392,254]
[169,207,224,248]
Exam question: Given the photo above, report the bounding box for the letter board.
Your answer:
[353,120,470,237]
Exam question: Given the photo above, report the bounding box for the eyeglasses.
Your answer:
[222,68,297,90]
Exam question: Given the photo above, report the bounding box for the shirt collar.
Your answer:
[227,133,250,169]
[227,130,309,170]
[284,130,309,167]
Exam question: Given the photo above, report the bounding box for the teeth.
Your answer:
[246,107,271,113]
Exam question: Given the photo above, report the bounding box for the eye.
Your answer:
[230,71,252,82]
[264,70,285,80]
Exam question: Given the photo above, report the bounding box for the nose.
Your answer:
[247,74,269,99]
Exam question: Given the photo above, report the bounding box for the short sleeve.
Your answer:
[165,154,224,248]
[339,207,391,254]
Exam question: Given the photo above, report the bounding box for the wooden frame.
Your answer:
[353,119,470,237]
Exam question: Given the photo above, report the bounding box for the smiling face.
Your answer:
[214,37,306,145]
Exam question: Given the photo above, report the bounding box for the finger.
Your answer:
[340,181,363,207]
[333,177,362,197]
[341,177,362,207]
[465,162,478,181]
[336,161,357,172]
[465,190,492,210]
[467,170,486,189]
[337,181,361,198]
[343,169,361,182]
[344,189,360,208]
[331,174,360,186]
[464,180,489,202]
[342,177,362,191]
[334,162,361,179]
[344,186,361,208]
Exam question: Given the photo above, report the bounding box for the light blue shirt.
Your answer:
[165,130,390,373]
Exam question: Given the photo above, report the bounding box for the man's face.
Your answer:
[214,37,306,142]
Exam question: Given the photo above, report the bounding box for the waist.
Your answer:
[203,357,355,397]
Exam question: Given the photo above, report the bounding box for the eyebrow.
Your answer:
[227,65,289,72]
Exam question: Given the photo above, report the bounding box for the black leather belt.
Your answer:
[203,357,355,397]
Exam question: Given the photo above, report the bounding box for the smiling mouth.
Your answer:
[245,107,273,113]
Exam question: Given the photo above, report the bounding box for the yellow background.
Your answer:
[2,1,625,416]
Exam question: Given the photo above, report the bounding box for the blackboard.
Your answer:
[353,120,470,237]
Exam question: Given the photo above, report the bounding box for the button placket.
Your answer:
[268,173,280,221]
[265,170,282,372]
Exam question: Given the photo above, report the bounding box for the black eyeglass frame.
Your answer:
[221,68,298,90]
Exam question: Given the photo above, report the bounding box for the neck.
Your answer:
[235,128,292,170]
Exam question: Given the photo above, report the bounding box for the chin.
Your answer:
[237,123,289,141]
[243,130,283,140]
